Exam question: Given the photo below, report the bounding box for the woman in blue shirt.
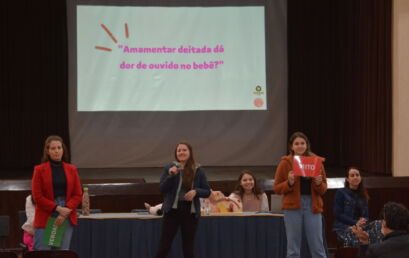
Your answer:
[333,167,382,246]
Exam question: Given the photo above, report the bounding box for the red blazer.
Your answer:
[32,161,82,228]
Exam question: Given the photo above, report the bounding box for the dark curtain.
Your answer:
[0,0,392,175]
[0,0,70,170]
[288,0,392,174]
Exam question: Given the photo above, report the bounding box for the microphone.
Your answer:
[169,161,181,176]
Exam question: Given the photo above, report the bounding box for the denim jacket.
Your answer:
[159,163,211,217]
[332,187,369,231]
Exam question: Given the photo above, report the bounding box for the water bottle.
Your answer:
[82,187,90,216]
[204,199,210,215]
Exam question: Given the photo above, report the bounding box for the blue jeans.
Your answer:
[33,197,74,250]
[284,195,326,258]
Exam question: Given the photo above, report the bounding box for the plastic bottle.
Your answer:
[82,187,90,216]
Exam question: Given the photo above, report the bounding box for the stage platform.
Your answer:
[0,166,405,250]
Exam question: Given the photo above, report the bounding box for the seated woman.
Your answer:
[333,167,382,247]
[229,170,269,212]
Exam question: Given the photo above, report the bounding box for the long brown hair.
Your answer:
[288,132,311,156]
[234,170,264,200]
[174,142,196,189]
[41,135,69,163]
[344,167,369,202]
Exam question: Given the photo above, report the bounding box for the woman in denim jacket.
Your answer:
[155,142,211,258]
[333,167,382,246]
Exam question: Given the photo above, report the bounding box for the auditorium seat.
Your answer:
[18,211,27,228]
[23,250,79,258]
[0,251,18,258]
[0,216,9,236]
[270,194,283,213]
[17,211,28,252]
[0,216,9,249]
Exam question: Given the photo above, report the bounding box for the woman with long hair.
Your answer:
[31,135,82,250]
[274,132,327,258]
[229,170,269,212]
[155,142,211,258]
[333,167,382,246]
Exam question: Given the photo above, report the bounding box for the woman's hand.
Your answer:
[168,166,180,176]
[356,217,367,227]
[288,171,295,186]
[54,215,66,227]
[184,189,197,201]
[313,175,322,186]
[351,225,369,244]
[209,190,224,201]
[56,206,72,217]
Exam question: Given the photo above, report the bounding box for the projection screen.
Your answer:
[67,0,287,168]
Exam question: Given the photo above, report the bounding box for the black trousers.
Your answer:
[155,201,198,258]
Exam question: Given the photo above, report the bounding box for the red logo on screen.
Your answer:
[254,98,264,107]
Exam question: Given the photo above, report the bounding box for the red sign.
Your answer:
[293,156,322,177]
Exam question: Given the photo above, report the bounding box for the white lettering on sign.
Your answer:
[300,164,315,170]
[48,224,58,245]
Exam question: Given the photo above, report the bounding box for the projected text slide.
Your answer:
[77,6,266,111]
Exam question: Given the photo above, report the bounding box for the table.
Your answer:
[70,212,320,258]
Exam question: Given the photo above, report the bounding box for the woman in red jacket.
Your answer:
[31,135,82,250]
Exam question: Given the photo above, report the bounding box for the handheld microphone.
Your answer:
[169,161,181,176]
[173,161,181,168]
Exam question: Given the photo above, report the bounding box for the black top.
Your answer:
[50,159,67,198]
[300,176,312,195]
[351,189,362,220]
[361,231,409,258]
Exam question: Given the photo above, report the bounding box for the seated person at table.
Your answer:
[333,167,382,246]
[353,202,409,258]
[229,170,269,212]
